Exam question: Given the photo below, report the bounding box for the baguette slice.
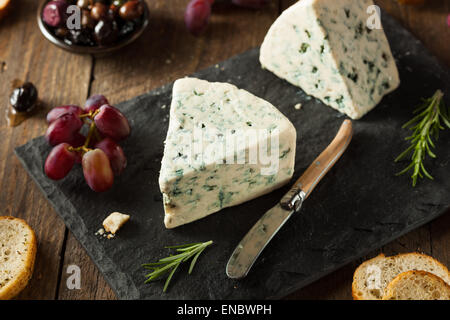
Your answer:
[352,252,450,300]
[382,270,450,300]
[0,216,37,300]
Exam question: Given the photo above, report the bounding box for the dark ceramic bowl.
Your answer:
[37,1,149,55]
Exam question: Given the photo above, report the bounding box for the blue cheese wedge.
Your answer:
[260,0,400,119]
[159,78,296,228]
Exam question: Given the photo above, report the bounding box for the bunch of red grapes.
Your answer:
[185,0,269,35]
[44,94,130,192]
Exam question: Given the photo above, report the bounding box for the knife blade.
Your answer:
[226,119,353,279]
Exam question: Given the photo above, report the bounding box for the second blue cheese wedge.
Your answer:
[260,0,400,119]
[159,78,296,228]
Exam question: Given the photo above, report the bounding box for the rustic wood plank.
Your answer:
[57,232,116,300]
[57,0,280,300]
[375,0,450,67]
[88,0,280,101]
[382,225,432,257]
[430,212,450,277]
[0,0,92,299]
[279,0,297,11]
[285,262,358,300]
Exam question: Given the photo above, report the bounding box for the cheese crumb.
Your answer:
[294,103,302,110]
[95,228,105,236]
[102,212,130,234]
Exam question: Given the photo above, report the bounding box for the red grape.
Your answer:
[42,0,69,27]
[95,138,127,176]
[47,105,83,124]
[52,132,85,163]
[185,0,212,36]
[84,94,109,113]
[45,143,77,180]
[45,112,84,146]
[231,0,269,9]
[82,149,114,192]
[69,132,86,148]
[69,133,86,164]
[94,105,130,141]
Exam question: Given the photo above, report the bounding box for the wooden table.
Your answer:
[0,0,448,300]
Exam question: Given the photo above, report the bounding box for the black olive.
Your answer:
[67,28,96,46]
[52,0,143,48]
[94,20,118,45]
[118,20,136,38]
[10,82,38,113]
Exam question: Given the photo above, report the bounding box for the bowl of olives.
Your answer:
[37,0,149,55]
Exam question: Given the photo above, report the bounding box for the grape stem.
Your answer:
[84,121,97,148]
[79,109,101,119]
[68,110,101,155]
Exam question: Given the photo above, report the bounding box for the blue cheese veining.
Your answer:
[159,78,297,228]
[260,0,400,119]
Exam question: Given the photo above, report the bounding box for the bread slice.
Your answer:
[382,270,450,300]
[352,252,450,300]
[0,216,37,300]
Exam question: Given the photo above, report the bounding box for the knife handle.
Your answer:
[281,120,353,209]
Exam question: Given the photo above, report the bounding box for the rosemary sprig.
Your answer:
[395,90,450,186]
[142,240,213,292]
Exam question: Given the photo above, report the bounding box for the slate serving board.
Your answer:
[16,12,449,299]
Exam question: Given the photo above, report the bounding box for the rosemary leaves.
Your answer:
[395,90,450,186]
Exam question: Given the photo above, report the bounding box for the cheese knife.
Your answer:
[226,119,353,279]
